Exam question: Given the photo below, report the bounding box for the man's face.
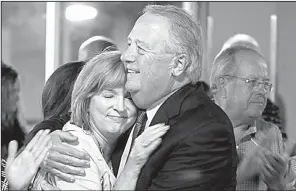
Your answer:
[225,52,270,123]
[121,13,174,109]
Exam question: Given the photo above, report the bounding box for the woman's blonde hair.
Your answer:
[70,51,126,130]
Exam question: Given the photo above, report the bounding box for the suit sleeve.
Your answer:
[148,122,237,191]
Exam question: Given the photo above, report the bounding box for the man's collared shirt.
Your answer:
[117,88,180,176]
[236,118,296,190]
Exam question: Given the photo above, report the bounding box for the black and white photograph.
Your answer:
[1,1,296,190]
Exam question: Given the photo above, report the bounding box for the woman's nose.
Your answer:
[114,96,125,113]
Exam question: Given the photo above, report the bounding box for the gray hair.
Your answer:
[143,4,203,83]
[210,45,265,90]
[71,51,125,130]
[215,33,262,61]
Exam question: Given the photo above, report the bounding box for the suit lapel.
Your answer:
[112,83,209,179]
[136,83,210,189]
[150,83,200,127]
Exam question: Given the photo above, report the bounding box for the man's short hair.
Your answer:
[210,45,265,90]
[143,4,203,83]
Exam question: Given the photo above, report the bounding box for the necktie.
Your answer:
[127,111,147,158]
[131,111,147,146]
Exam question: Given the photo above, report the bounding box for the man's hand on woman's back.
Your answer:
[42,130,91,182]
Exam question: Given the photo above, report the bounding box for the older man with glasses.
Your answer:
[210,44,296,190]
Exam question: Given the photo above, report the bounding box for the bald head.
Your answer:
[78,36,117,61]
[215,34,262,61]
[222,33,260,51]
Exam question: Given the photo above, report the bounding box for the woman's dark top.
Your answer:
[24,114,70,146]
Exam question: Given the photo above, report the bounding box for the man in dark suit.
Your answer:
[116,5,237,190]
[35,4,237,190]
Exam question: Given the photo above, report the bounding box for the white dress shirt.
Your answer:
[117,89,179,176]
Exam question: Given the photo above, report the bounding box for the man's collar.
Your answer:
[149,82,210,126]
[146,89,178,123]
[241,120,258,139]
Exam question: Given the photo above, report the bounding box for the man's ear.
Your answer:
[217,77,226,89]
[170,54,189,77]
[217,77,228,98]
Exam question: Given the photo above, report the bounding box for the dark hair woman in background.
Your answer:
[1,62,26,160]
[2,62,27,190]
[24,61,85,145]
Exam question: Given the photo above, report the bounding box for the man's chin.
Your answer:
[249,111,263,121]
[131,93,149,109]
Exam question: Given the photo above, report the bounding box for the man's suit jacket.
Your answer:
[112,83,238,190]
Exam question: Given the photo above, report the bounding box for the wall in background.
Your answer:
[276,2,296,141]
[208,2,276,76]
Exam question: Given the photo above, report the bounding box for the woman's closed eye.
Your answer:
[102,92,115,98]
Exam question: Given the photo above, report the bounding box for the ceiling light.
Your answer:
[65,4,97,22]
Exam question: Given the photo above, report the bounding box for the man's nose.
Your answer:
[255,83,268,95]
[121,46,136,64]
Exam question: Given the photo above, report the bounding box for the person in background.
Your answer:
[218,33,261,55]
[2,130,51,191]
[217,33,286,139]
[210,44,296,190]
[24,61,85,145]
[199,81,213,100]
[78,36,117,62]
[1,63,52,191]
[1,62,27,190]
[1,62,26,160]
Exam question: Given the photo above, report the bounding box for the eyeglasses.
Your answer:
[223,75,273,92]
